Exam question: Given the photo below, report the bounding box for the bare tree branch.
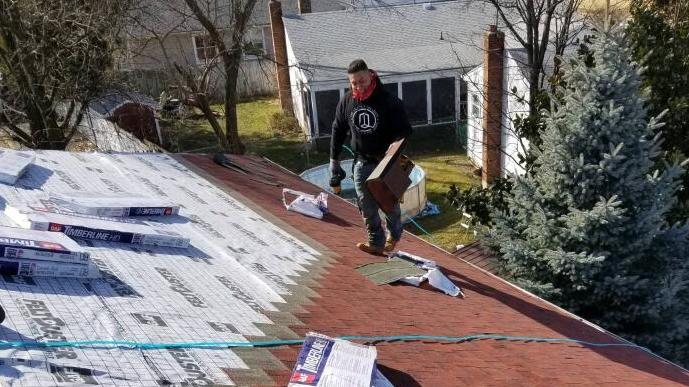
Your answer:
[0,0,131,149]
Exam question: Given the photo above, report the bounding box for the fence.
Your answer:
[120,60,277,101]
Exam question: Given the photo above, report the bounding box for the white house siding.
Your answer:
[124,34,197,70]
[502,50,530,176]
[466,65,483,168]
[237,59,277,97]
[286,30,311,133]
[121,32,275,99]
[465,50,530,177]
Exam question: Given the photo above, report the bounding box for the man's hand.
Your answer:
[330,159,346,176]
[330,159,345,178]
[329,159,346,193]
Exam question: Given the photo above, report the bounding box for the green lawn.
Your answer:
[165,98,480,252]
[162,98,331,171]
[405,153,479,251]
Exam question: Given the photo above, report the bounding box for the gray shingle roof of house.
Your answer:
[126,0,345,37]
[506,48,531,78]
[283,0,522,82]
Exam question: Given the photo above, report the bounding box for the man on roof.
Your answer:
[330,59,413,255]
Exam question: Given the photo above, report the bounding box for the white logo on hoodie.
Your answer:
[351,107,379,134]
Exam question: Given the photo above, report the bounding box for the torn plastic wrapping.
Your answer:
[392,251,464,297]
[283,189,329,219]
[426,268,462,297]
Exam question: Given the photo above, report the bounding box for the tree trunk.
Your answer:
[223,54,245,155]
[529,65,541,117]
[25,96,67,150]
[198,94,232,152]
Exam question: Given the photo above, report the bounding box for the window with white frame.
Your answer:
[431,77,455,123]
[470,92,482,146]
[471,93,481,118]
[315,90,340,136]
[244,27,266,56]
[402,80,428,125]
[193,35,218,64]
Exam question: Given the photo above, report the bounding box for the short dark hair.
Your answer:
[347,59,369,74]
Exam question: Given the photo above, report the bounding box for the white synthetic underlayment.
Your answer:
[0,149,35,185]
[0,151,322,386]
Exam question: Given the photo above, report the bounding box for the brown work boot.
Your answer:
[356,242,384,255]
[384,237,399,252]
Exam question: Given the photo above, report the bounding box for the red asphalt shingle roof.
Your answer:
[181,153,689,386]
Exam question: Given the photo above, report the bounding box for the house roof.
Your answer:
[453,242,499,274]
[126,0,344,38]
[0,150,687,385]
[283,0,522,82]
[89,89,158,116]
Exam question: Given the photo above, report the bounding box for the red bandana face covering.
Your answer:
[352,71,378,101]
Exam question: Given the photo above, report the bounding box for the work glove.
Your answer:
[329,159,345,178]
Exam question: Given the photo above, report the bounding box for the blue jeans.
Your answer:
[353,160,403,248]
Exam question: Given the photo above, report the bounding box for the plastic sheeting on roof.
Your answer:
[0,150,322,386]
[78,110,160,152]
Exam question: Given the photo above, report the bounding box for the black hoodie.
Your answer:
[329,79,412,161]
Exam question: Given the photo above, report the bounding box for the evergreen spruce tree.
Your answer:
[484,25,689,364]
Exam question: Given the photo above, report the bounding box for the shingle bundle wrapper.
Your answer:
[0,225,98,278]
[4,202,190,248]
[0,225,90,264]
[289,332,394,387]
[49,191,180,217]
[0,149,35,185]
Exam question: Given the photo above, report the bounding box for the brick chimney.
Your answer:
[269,0,293,113]
[298,0,311,14]
[482,25,504,187]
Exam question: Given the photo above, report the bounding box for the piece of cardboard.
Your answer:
[365,139,412,213]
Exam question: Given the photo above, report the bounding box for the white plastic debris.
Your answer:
[426,268,462,297]
[392,251,464,297]
[0,149,35,185]
[282,188,328,219]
